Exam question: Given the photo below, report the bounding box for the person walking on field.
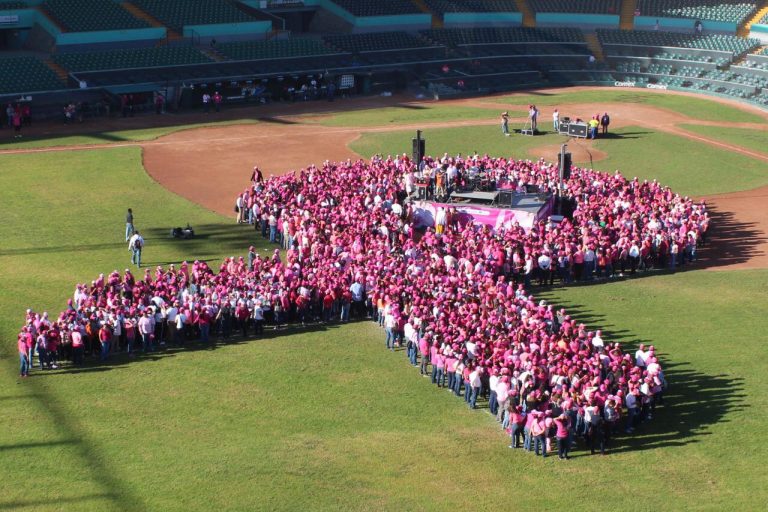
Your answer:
[125,208,134,241]
[128,231,144,268]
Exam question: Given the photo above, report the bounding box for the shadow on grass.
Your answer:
[38,319,356,377]
[697,207,766,268]
[1,357,150,512]
[0,494,118,511]
[531,292,747,455]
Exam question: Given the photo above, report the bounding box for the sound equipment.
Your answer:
[415,182,428,200]
[559,122,570,135]
[412,137,425,163]
[567,123,587,138]
[558,152,572,180]
[525,184,540,194]
[498,190,514,207]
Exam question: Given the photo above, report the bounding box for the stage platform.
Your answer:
[416,191,554,232]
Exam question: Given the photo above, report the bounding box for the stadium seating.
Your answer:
[328,0,421,16]
[323,31,437,53]
[0,56,63,94]
[41,0,148,32]
[635,1,756,24]
[422,0,519,13]
[527,0,620,14]
[758,12,768,24]
[421,26,584,46]
[597,29,761,54]
[0,1,26,9]
[216,39,338,61]
[132,0,256,32]
[53,46,213,72]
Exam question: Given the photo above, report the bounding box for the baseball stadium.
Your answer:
[1,1,767,511]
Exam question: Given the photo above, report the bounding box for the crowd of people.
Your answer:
[19,152,703,456]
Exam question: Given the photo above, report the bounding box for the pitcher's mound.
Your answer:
[527,142,608,166]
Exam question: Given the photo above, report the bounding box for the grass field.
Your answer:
[490,89,767,124]
[350,124,768,196]
[679,124,768,155]
[1,90,767,511]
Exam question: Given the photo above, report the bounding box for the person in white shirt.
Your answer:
[553,109,560,131]
[469,367,482,409]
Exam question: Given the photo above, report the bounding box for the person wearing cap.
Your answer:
[137,310,154,353]
[18,332,29,377]
[554,413,571,459]
[531,412,548,458]
[125,208,134,242]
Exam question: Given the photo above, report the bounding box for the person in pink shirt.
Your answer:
[554,413,571,460]
[70,326,84,366]
[18,334,29,377]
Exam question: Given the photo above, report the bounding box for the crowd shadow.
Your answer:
[530,292,747,456]
[696,206,766,268]
[36,318,356,377]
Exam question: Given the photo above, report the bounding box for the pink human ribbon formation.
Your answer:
[22,154,707,443]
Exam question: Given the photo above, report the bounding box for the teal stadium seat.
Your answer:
[329,0,421,16]
[216,39,337,61]
[42,0,148,32]
[635,1,756,25]
[527,0,620,14]
[0,56,64,94]
[422,1,519,13]
[597,29,760,54]
[53,47,213,72]
[133,0,257,32]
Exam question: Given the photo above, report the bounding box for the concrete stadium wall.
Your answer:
[750,24,768,43]
[535,13,619,28]
[443,12,522,27]
[182,21,271,38]
[303,0,429,29]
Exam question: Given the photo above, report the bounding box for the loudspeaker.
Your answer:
[525,184,540,193]
[558,152,572,180]
[412,138,425,163]
[498,190,514,206]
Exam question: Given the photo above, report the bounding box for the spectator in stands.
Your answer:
[5,103,13,128]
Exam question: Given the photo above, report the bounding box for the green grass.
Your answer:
[491,89,767,124]
[350,125,768,196]
[318,104,504,127]
[1,90,767,511]
[0,119,259,151]
[679,124,768,155]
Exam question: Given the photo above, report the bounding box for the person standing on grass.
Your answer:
[128,231,144,268]
[553,109,560,132]
[600,112,610,135]
[554,413,571,459]
[18,332,29,377]
[98,323,111,362]
[125,208,134,241]
[501,111,510,136]
[138,310,154,353]
[71,324,84,366]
